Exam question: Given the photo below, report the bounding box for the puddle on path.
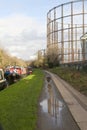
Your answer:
[37,74,80,130]
[40,83,64,116]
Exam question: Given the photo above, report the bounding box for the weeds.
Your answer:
[49,67,87,96]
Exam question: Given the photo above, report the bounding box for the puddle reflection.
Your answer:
[38,75,80,130]
[40,82,64,120]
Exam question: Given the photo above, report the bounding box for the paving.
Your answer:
[37,72,80,130]
[45,71,87,130]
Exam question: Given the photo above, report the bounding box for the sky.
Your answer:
[0,0,72,60]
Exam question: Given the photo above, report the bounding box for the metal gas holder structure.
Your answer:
[47,0,87,66]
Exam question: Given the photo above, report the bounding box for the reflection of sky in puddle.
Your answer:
[40,82,64,117]
[40,99,48,113]
[40,88,64,129]
[38,77,80,130]
[40,99,63,114]
[39,81,66,128]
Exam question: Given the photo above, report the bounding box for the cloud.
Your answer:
[0,14,46,60]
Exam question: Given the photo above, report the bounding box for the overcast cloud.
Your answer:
[0,14,46,60]
[0,0,86,60]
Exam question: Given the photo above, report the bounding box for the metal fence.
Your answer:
[47,0,87,64]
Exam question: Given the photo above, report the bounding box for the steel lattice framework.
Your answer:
[47,0,87,64]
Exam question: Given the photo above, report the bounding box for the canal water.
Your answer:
[37,73,80,130]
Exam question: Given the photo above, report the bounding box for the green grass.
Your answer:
[49,67,87,96]
[0,69,44,130]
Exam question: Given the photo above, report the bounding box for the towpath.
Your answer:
[37,71,87,130]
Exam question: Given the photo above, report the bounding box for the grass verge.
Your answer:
[0,69,44,130]
[49,67,87,96]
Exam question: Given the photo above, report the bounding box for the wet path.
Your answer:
[37,73,80,130]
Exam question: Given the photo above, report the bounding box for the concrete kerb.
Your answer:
[45,71,87,130]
